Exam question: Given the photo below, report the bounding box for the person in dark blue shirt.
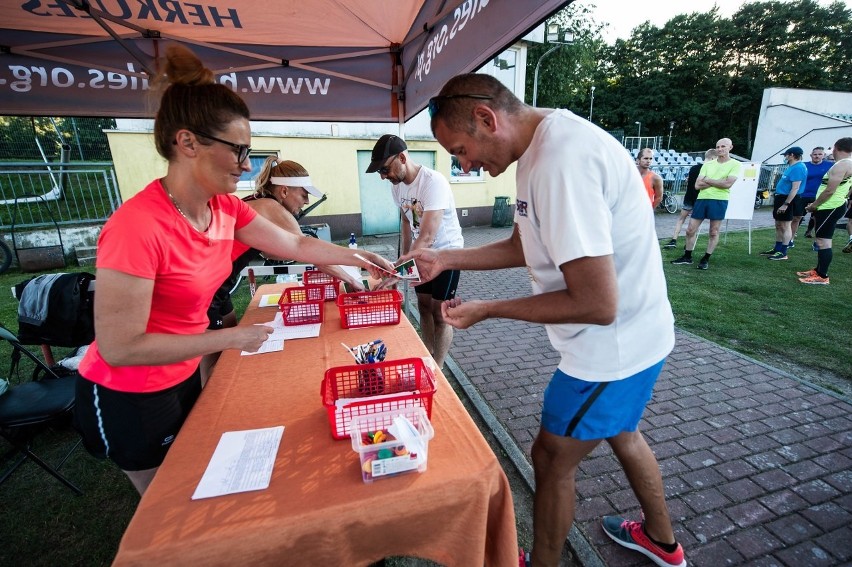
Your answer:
[759,147,808,260]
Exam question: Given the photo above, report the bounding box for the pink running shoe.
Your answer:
[601,516,686,567]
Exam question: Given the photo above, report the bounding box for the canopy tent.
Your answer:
[1,0,570,123]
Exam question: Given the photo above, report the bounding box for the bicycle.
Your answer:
[659,191,679,214]
[0,238,12,275]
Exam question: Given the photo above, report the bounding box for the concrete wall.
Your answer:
[751,87,852,165]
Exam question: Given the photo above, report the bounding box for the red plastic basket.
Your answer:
[321,357,436,439]
[336,290,403,329]
[303,270,341,301]
[278,287,325,325]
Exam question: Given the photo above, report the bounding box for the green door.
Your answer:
[357,150,435,236]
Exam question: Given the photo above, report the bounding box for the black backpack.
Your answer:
[16,272,96,348]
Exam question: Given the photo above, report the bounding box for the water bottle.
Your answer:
[348,232,357,249]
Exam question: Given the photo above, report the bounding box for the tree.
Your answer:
[525,2,609,115]
[0,116,116,161]
[529,0,852,153]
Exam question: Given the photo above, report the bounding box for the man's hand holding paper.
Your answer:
[397,248,443,284]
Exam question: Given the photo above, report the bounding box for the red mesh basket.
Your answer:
[278,287,325,325]
[303,270,341,301]
[321,358,436,439]
[336,290,403,329]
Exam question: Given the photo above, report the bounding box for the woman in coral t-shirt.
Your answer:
[74,45,392,496]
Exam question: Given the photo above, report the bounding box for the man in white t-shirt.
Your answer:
[404,75,684,567]
[367,134,464,368]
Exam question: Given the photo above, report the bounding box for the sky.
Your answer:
[580,0,852,43]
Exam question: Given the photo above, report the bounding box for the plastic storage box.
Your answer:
[350,406,434,483]
[336,290,403,329]
[321,357,436,439]
[278,286,325,325]
[303,270,341,301]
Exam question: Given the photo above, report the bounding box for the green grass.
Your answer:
[0,227,849,564]
[661,228,851,382]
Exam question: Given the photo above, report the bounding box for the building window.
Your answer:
[238,151,279,190]
[449,155,485,184]
[447,45,523,183]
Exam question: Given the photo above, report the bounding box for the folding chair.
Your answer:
[0,325,82,494]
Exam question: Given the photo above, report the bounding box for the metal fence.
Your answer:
[0,162,121,231]
[0,116,115,162]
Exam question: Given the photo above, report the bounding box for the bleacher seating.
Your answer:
[628,146,701,174]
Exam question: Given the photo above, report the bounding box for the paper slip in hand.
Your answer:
[192,426,284,500]
[393,258,421,282]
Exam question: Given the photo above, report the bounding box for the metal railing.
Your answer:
[0,162,121,230]
[651,162,790,199]
[650,164,693,197]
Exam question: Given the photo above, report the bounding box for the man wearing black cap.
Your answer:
[366,134,464,368]
[759,147,807,260]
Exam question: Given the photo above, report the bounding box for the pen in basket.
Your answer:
[341,339,386,364]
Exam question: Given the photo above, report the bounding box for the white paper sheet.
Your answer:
[280,322,321,339]
[241,312,321,355]
[339,264,362,282]
[191,426,285,500]
[241,320,285,355]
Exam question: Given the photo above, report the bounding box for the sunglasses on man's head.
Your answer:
[427,94,493,118]
[190,130,252,164]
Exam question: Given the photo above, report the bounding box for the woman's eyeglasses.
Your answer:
[190,130,252,163]
[427,94,493,118]
[378,154,400,175]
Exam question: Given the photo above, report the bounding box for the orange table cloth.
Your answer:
[113,284,518,567]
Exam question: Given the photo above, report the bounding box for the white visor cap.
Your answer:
[270,176,324,198]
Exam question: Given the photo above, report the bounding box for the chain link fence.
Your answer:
[0,117,120,233]
[0,116,115,162]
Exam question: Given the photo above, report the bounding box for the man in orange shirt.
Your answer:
[636,148,663,208]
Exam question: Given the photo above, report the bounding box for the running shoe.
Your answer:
[671,256,693,265]
[663,239,678,249]
[787,240,795,249]
[767,252,788,261]
[843,238,852,253]
[804,231,813,238]
[799,274,830,285]
[697,260,709,270]
[601,516,686,567]
[758,249,777,256]
[812,242,820,252]
[796,269,817,277]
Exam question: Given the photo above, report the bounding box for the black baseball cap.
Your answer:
[781,146,804,157]
[366,134,407,173]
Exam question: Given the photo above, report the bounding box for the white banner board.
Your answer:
[725,162,759,221]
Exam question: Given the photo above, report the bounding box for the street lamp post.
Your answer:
[667,121,675,150]
[532,24,574,107]
[589,85,595,122]
[635,121,642,139]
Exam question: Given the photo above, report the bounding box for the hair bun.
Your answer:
[162,44,214,86]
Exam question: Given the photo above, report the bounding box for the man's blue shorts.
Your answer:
[541,359,665,440]
[691,199,728,221]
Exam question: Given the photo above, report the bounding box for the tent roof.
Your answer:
[1,0,571,122]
